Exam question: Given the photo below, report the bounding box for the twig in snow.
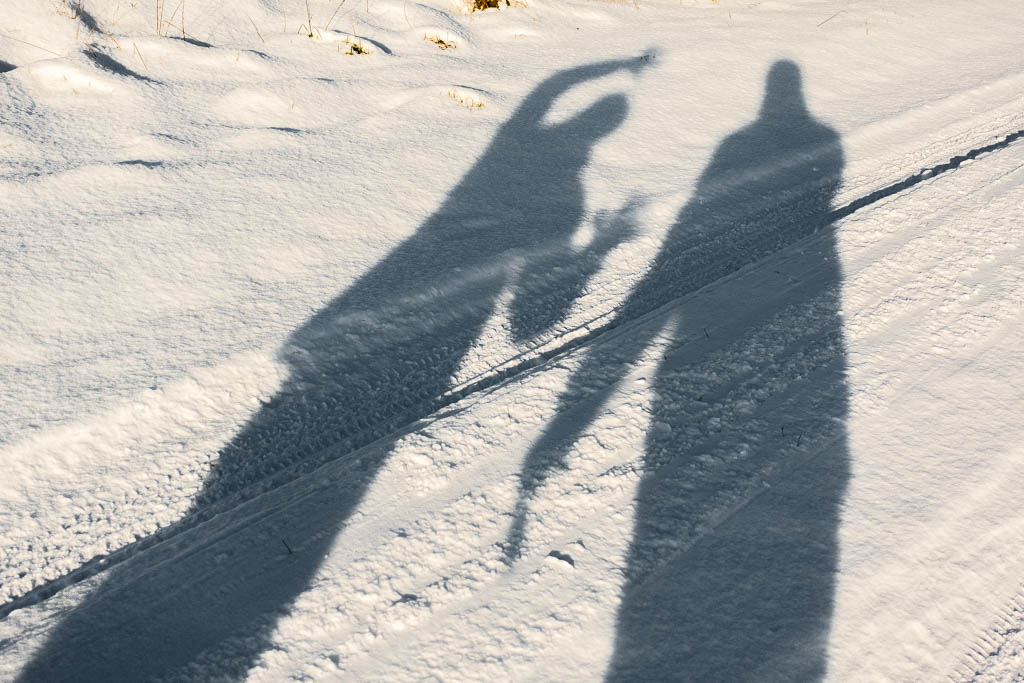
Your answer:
[132,41,147,69]
[817,10,844,27]
[325,0,348,32]
[0,34,62,56]
[248,16,265,43]
[163,0,183,36]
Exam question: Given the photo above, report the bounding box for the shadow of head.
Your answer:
[760,59,808,119]
[559,92,629,139]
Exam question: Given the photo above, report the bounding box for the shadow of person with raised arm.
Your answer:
[505,60,848,680]
[16,55,651,681]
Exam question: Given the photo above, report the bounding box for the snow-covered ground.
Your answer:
[2,0,1023,679]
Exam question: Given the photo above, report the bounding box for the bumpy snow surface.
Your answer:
[2,0,1023,680]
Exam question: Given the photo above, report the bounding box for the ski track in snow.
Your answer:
[2,0,1024,679]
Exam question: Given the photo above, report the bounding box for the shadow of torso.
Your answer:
[608,61,847,681]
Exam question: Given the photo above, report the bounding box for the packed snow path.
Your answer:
[2,0,1024,680]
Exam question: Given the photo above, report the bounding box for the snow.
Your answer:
[1,0,1023,679]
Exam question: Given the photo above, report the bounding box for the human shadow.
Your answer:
[506,60,848,680]
[17,56,650,681]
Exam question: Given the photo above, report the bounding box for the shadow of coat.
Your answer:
[506,60,848,680]
[16,56,650,681]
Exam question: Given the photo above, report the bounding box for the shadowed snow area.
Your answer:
[1,0,1024,680]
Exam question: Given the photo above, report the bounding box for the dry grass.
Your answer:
[344,40,367,55]
[425,35,455,49]
[447,88,484,109]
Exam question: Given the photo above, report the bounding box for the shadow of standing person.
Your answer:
[506,60,848,680]
[16,56,651,681]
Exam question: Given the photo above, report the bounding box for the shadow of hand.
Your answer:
[509,198,641,344]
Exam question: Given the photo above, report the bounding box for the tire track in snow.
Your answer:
[2,126,1022,621]
[954,584,1024,682]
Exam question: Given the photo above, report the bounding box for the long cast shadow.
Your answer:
[506,60,848,680]
[17,56,650,681]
